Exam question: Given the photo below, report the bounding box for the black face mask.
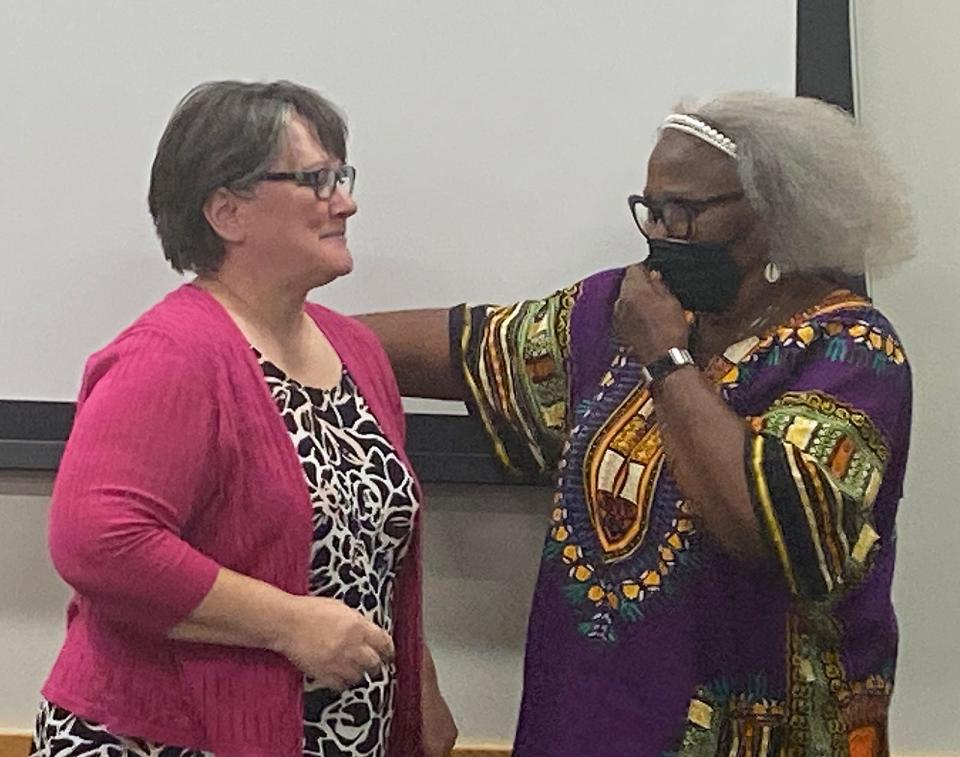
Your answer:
[643,238,742,313]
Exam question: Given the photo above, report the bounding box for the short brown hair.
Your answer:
[148,80,348,274]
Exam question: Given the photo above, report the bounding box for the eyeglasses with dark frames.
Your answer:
[261,165,356,200]
[627,191,743,241]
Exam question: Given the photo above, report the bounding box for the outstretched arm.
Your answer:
[358,309,465,400]
[362,285,578,479]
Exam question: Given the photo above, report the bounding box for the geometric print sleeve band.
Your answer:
[450,282,579,478]
[747,390,887,600]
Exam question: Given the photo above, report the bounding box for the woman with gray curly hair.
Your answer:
[362,92,913,755]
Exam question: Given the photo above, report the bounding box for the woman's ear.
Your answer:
[203,188,246,245]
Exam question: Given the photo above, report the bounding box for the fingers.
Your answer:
[623,263,648,288]
[291,599,397,689]
[353,645,385,676]
[310,670,350,691]
[622,264,662,297]
[338,640,386,685]
[616,264,659,324]
[627,264,679,306]
[366,623,396,663]
[324,675,349,692]
[315,645,383,690]
[647,269,672,296]
[636,265,666,289]
[341,604,393,663]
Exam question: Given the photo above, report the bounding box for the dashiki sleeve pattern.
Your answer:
[724,301,909,602]
[449,282,580,478]
[748,387,889,600]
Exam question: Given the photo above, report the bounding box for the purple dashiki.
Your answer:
[450,267,911,757]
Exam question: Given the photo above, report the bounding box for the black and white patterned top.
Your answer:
[259,353,420,757]
[29,354,419,757]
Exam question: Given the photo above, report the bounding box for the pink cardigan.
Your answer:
[43,284,424,757]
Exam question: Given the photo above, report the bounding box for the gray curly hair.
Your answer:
[674,92,914,275]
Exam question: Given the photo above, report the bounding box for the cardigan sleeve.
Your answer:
[49,328,221,633]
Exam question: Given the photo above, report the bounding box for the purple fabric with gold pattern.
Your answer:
[451,266,911,756]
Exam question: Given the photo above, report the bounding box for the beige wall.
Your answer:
[0,474,68,728]
[854,0,960,752]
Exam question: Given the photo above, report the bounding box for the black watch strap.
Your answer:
[639,347,695,386]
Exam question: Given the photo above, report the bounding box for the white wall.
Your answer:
[0,0,794,402]
[854,1,960,752]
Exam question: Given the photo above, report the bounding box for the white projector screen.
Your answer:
[0,1,796,403]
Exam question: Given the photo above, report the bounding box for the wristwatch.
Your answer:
[639,347,695,387]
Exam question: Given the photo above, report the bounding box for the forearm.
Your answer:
[167,566,295,653]
[357,309,465,400]
[421,641,439,686]
[421,640,459,755]
[170,568,396,689]
[652,366,765,558]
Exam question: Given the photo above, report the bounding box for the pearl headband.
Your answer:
[661,113,738,159]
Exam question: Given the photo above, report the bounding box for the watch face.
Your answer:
[642,349,693,386]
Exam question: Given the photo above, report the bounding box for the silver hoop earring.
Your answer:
[764,262,781,284]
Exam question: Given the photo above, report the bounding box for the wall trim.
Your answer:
[450,747,512,757]
[0,733,30,757]
[0,732,514,757]
[0,399,529,486]
[2,732,957,757]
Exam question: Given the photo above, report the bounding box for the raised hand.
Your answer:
[613,264,690,364]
